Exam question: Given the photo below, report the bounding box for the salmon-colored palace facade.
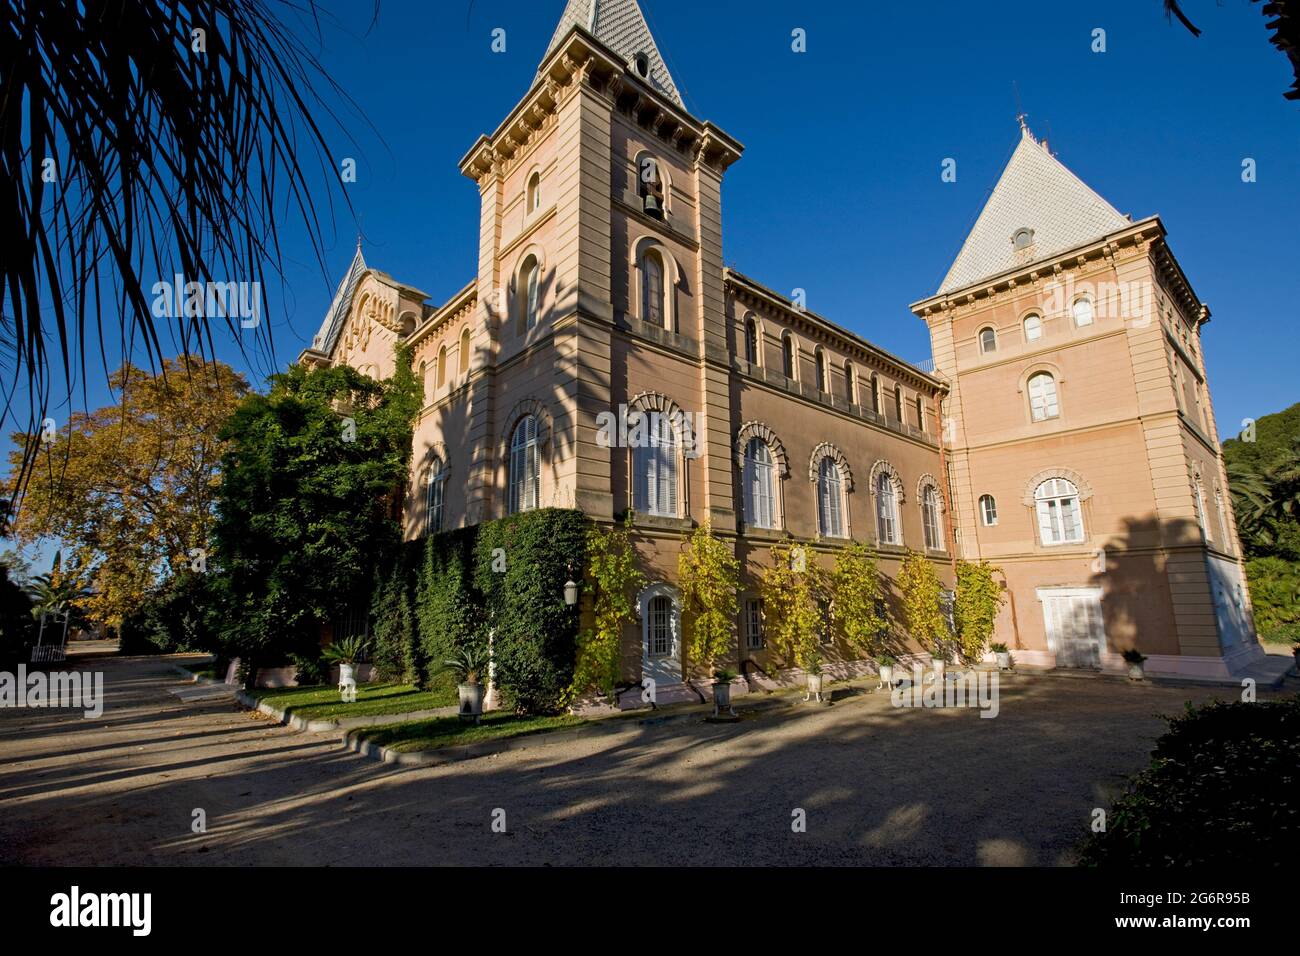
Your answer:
[300,0,1263,697]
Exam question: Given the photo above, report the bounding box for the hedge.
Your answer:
[414,527,480,682]
[474,509,587,713]
[378,509,588,712]
[1078,696,1300,867]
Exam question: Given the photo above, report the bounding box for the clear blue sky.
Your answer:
[15,0,1300,455]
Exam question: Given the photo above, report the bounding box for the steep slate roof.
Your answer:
[311,244,367,355]
[536,0,683,107]
[938,128,1132,295]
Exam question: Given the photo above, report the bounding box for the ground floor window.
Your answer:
[649,595,673,657]
[744,597,765,650]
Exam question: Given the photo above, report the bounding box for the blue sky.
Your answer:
[12,0,1300,460]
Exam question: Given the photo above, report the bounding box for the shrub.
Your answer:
[118,571,217,655]
[898,550,948,658]
[760,540,826,671]
[569,516,643,700]
[829,541,887,657]
[370,542,423,683]
[289,652,326,686]
[474,509,587,713]
[0,561,35,668]
[416,527,482,682]
[1078,696,1300,867]
[954,560,1004,660]
[677,521,740,676]
[1245,556,1300,643]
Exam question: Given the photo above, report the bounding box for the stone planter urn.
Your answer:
[878,664,894,688]
[804,672,824,703]
[338,662,355,685]
[713,680,734,716]
[931,658,946,683]
[458,681,485,724]
[995,651,1011,670]
[1127,661,1145,681]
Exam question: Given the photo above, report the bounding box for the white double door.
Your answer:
[1038,587,1106,669]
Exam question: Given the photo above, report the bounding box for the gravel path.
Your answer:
[0,655,1246,866]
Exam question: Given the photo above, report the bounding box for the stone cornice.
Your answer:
[460,27,742,184]
[408,282,477,348]
[725,269,944,394]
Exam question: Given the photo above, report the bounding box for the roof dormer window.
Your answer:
[633,52,650,78]
[1012,227,1034,250]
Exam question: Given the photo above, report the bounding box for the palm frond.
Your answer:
[0,0,376,526]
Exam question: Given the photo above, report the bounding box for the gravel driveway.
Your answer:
[0,655,1248,866]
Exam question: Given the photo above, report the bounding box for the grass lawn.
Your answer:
[250,677,458,721]
[355,711,585,753]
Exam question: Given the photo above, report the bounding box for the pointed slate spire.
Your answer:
[312,243,368,354]
[938,124,1131,294]
[536,0,683,107]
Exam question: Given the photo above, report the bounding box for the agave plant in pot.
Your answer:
[322,635,370,696]
[440,645,489,724]
[1121,648,1147,681]
[990,642,1012,670]
[875,654,898,690]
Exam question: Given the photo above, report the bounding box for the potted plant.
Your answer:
[990,642,1011,670]
[931,647,946,683]
[713,668,737,716]
[322,634,370,692]
[804,657,825,703]
[1122,648,1147,681]
[876,654,897,689]
[439,645,488,724]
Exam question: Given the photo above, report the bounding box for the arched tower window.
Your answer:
[637,154,666,219]
[425,457,446,535]
[508,416,541,514]
[641,248,666,329]
[526,171,541,214]
[632,412,679,517]
[782,333,796,380]
[744,317,759,366]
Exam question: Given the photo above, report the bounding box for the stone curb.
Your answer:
[233,689,457,734]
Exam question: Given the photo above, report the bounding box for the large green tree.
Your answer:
[211,348,420,673]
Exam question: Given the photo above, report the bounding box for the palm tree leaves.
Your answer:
[1228,441,1300,553]
[1,0,369,521]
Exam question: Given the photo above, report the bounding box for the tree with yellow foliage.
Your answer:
[5,357,247,631]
